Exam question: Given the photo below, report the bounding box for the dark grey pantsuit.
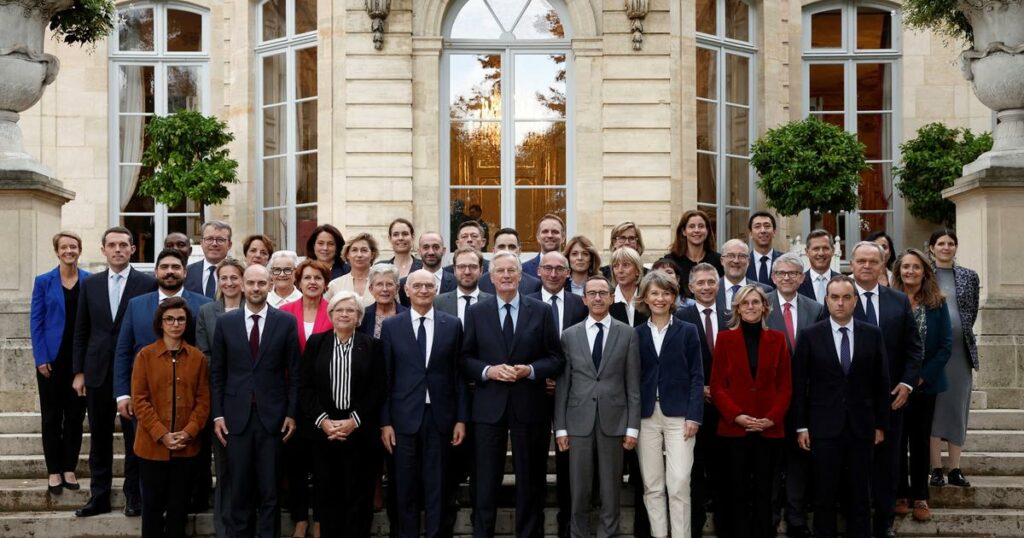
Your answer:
[568,431,625,537]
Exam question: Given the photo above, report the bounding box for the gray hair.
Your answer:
[327,290,365,324]
[491,251,522,272]
[269,250,298,267]
[689,262,720,283]
[540,250,569,268]
[772,252,805,272]
[721,238,748,254]
[851,241,884,260]
[368,263,400,286]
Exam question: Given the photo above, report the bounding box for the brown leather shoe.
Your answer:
[912,500,931,521]
[894,497,910,516]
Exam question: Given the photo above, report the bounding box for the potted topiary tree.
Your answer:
[750,117,867,228]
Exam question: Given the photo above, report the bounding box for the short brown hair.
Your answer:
[294,259,331,287]
[242,234,275,258]
[342,232,380,264]
[52,230,83,252]
[636,270,680,315]
[388,217,416,238]
[538,213,566,233]
[152,296,192,337]
[452,246,484,267]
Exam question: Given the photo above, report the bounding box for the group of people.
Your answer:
[28,208,980,538]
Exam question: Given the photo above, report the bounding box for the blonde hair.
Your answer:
[727,285,771,328]
[609,247,643,287]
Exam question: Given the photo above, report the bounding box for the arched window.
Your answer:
[109,2,209,264]
[442,0,571,251]
[803,0,901,250]
[695,0,757,244]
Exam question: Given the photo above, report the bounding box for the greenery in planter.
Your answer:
[750,117,867,218]
[901,0,973,45]
[138,110,239,208]
[894,122,992,227]
[48,0,117,47]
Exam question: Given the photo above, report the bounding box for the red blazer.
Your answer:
[278,298,332,353]
[710,327,792,438]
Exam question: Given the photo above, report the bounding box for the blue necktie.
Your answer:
[417,316,427,362]
[502,303,514,350]
[863,291,878,325]
[839,326,851,375]
[758,255,769,284]
[592,322,604,370]
[550,296,560,333]
[109,273,122,320]
[730,284,740,305]
[205,266,216,299]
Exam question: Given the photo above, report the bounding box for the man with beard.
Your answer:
[478,228,542,295]
[400,232,456,306]
[717,239,774,308]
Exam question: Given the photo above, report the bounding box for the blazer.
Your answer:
[300,331,386,434]
[798,269,840,302]
[461,295,565,425]
[277,297,332,352]
[383,256,423,274]
[209,306,301,434]
[526,290,588,334]
[433,289,494,318]
[521,254,542,278]
[675,303,730,384]
[30,266,91,366]
[915,303,953,394]
[609,302,650,328]
[553,318,641,438]
[357,302,408,338]
[398,271,457,306]
[766,291,826,354]
[113,290,212,399]
[477,271,542,296]
[184,260,214,298]
[380,310,468,435]
[746,248,785,285]
[636,319,704,422]
[852,285,924,390]
[710,327,792,438]
[939,264,980,369]
[792,319,890,440]
[716,278,774,310]
[131,340,209,460]
[73,268,158,388]
[195,300,227,358]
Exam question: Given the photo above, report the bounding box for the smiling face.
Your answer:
[689,268,720,307]
[453,251,482,290]
[389,222,413,254]
[155,255,185,293]
[805,235,834,273]
[684,216,708,247]
[643,282,676,317]
[537,252,569,294]
[245,239,270,267]
[370,274,398,305]
[101,232,135,272]
[418,233,446,270]
[218,265,243,300]
[405,269,437,312]
[243,265,271,308]
[201,227,231,264]
[750,216,775,251]
[489,255,522,298]
[299,266,325,299]
[55,236,81,266]
[736,290,767,324]
[771,261,805,297]
[583,278,611,318]
[270,259,295,288]
[536,218,564,253]
[898,253,926,289]
[346,240,373,270]
[721,242,749,282]
[329,298,359,333]
[567,244,591,274]
[314,232,337,264]
[929,234,957,265]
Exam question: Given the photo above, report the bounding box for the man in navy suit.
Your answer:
[72,226,157,517]
[400,232,457,306]
[462,251,565,537]
[746,211,785,286]
[794,275,890,538]
[798,229,841,304]
[478,228,542,296]
[520,213,566,277]
[380,269,469,537]
[718,239,774,308]
[849,242,923,538]
[209,264,300,537]
[184,220,232,299]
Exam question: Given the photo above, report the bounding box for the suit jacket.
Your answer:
[792,319,890,440]
[917,303,953,394]
[195,300,226,358]
[553,318,641,438]
[433,289,494,319]
[184,260,212,298]
[73,268,158,388]
[31,266,91,366]
[277,298,332,352]
[766,291,826,354]
[710,327,791,438]
[526,290,588,334]
[675,303,730,386]
[797,269,840,302]
[398,271,457,307]
[716,278,774,309]
[521,254,542,277]
[383,256,423,273]
[209,306,301,434]
[609,302,650,328]
[746,248,785,285]
[852,285,924,390]
[114,289,212,399]
[300,330,385,433]
[380,310,468,435]
[358,302,408,338]
[636,319,704,422]
[461,295,565,425]
[478,271,542,296]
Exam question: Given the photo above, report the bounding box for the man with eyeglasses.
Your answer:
[444,220,490,273]
[478,228,542,295]
[267,250,302,307]
[717,238,774,308]
[435,247,493,325]
[185,220,233,299]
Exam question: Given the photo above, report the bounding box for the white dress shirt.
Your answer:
[457,288,480,324]
[202,259,218,295]
[411,308,435,403]
[809,269,831,303]
[696,302,720,347]
[215,303,268,422]
[541,288,566,333]
[780,295,799,334]
[481,294,534,381]
[830,317,854,365]
[723,277,751,307]
[613,286,636,326]
[647,317,673,402]
[109,266,131,306]
[853,283,914,393]
[752,249,775,276]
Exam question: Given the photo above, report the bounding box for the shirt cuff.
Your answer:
[527,365,536,380]
[350,411,361,428]
[116,395,130,403]
[900,382,914,392]
[481,366,490,382]
[797,428,809,433]
[555,430,568,438]
[625,428,639,438]
[314,412,328,429]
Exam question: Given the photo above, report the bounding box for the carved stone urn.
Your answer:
[960,0,1024,173]
[0,0,72,176]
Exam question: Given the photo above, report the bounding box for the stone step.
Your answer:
[969,409,1024,430]
[963,430,1024,452]
[951,452,1024,476]
[0,454,123,480]
[0,433,124,456]
[0,412,120,435]
[929,476,1024,509]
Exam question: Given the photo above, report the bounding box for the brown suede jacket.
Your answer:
[131,339,210,460]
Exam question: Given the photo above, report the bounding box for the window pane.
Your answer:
[296,205,318,252]
[167,66,202,113]
[167,214,203,246]
[515,188,566,251]
[515,121,565,186]
[696,0,716,35]
[450,0,503,39]
[810,112,846,129]
[262,0,286,41]
[487,0,528,31]
[263,105,287,157]
[262,209,286,253]
[857,63,892,111]
[118,7,154,52]
[726,105,749,156]
[297,101,317,152]
[696,101,717,151]
[119,165,155,212]
[857,7,892,49]
[296,0,317,34]
[167,9,202,52]
[119,116,151,164]
[122,215,156,263]
[118,66,155,113]
[723,207,750,242]
[450,54,502,120]
[696,48,717,100]
[297,153,317,204]
[263,54,286,106]
[296,47,317,99]
[727,157,750,206]
[725,0,750,42]
[859,162,892,211]
[513,0,564,39]
[450,188,501,247]
[725,53,749,105]
[810,10,842,48]
[857,113,892,161]
[450,122,501,186]
[263,158,287,208]
[514,54,566,119]
[809,64,844,112]
[697,153,717,204]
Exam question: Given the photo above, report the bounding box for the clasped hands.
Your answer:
[321,417,357,441]
[486,364,531,383]
[734,414,775,432]
[159,431,192,451]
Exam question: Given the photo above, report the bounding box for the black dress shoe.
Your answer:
[75,496,112,517]
[929,468,946,487]
[47,482,63,496]
[948,468,972,487]
[61,477,80,491]
[123,504,142,517]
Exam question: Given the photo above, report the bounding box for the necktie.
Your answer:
[109,273,122,319]
[730,284,740,306]
[205,266,217,299]
[592,322,604,370]
[461,295,472,324]
[502,303,514,350]
[783,303,796,346]
[703,308,715,352]
[815,275,827,303]
[417,316,428,364]
[249,314,261,361]
[863,291,878,325]
[550,296,560,333]
[839,326,851,375]
[758,255,769,284]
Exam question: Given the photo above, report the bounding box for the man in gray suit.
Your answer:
[434,246,494,325]
[554,275,641,538]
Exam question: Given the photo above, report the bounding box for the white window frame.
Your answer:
[440,0,575,250]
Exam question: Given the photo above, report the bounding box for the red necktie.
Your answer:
[249,314,261,362]
[703,308,714,353]
[783,303,796,347]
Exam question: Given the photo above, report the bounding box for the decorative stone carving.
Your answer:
[365,0,391,51]
[624,0,648,51]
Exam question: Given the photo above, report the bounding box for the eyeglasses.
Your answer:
[617,235,639,243]
[585,290,611,298]
[722,253,746,261]
[162,316,187,325]
[540,265,568,273]
[271,267,294,275]
[410,282,436,291]
[454,264,480,272]
[773,271,802,279]
[203,237,229,245]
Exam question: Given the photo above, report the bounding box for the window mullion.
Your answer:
[502,47,514,229]
[286,46,298,249]
[716,48,728,244]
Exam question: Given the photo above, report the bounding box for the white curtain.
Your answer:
[120,66,145,210]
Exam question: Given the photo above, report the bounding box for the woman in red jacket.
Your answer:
[710,285,792,538]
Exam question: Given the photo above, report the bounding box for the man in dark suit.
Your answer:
[71,226,157,517]
[381,269,469,537]
[798,229,840,304]
[849,242,923,538]
[435,247,494,325]
[184,220,232,299]
[478,228,542,295]
[444,220,490,273]
[163,232,193,261]
[794,275,890,538]
[209,264,300,538]
[400,232,457,306]
[462,251,565,538]
[718,239,774,308]
[520,213,566,277]
[765,253,825,538]
[746,211,785,286]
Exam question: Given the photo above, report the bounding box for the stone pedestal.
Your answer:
[944,166,1024,409]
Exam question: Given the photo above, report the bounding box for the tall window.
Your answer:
[442,0,571,252]
[696,0,756,244]
[109,2,209,264]
[803,0,900,249]
[257,0,318,251]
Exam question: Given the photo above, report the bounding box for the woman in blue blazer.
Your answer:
[30,231,91,495]
[892,249,952,521]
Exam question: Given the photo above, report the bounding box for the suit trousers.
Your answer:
[690,406,725,538]
[188,421,213,511]
[899,392,937,502]
[811,428,873,538]
[212,429,230,538]
[637,403,696,538]
[872,408,904,528]
[782,432,813,529]
[394,405,449,538]
[283,434,318,523]
[226,407,282,538]
[313,428,380,537]
[85,377,139,502]
[567,430,626,538]
[720,435,782,538]
[625,446,652,538]
[139,456,192,538]
[473,418,550,538]
[36,358,85,474]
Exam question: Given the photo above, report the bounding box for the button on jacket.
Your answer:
[131,340,210,461]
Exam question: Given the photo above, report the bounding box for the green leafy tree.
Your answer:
[901,0,973,45]
[894,122,992,227]
[138,111,239,207]
[48,0,116,47]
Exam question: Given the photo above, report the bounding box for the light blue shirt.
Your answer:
[481,294,535,381]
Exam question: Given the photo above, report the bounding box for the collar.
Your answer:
[158,287,184,302]
[245,303,269,319]
[541,288,564,302]
[110,266,131,280]
[830,317,853,333]
[855,282,880,296]
[647,316,673,333]
[412,308,435,323]
[779,294,798,308]
[725,276,748,288]
[458,288,480,299]
[499,294,521,311]
[809,268,831,280]
[696,301,716,314]
[586,315,609,330]
[613,286,633,305]
[203,258,221,272]
[753,247,773,259]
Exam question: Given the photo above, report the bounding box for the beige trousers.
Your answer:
[637,402,696,538]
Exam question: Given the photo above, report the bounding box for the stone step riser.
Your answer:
[0,413,121,435]
[0,433,124,456]
[963,431,1024,453]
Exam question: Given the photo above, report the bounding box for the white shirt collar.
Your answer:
[810,268,831,280]
[245,303,269,319]
[855,282,879,296]
[110,266,131,279]
[459,288,479,299]
[829,317,853,333]
[586,315,609,330]
[696,301,716,314]
[412,308,435,322]
[158,287,185,302]
[724,276,748,287]
[542,288,564,302]
[646,316,673,333]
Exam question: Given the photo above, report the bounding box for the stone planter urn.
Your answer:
[960,0,1024,173]
[0,0,72,176]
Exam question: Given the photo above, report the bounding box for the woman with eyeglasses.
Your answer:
[268,251,303,307]
[563,235,602,296]
[609,247,647,328]
[600,221,645,279]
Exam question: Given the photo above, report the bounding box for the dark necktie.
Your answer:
[417,316,427,362]
[758,255,769,284]
[461,295,472,324]
[703,308,714,353]
[839,326,851,375]
[249,314,260,361]
[205,266,217,299]
[730,284,740,305]
[502,303,514,350]
[592,322,604,370]
[863,291,878,325]
[550,295,560,332]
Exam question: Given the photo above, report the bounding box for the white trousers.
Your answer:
[637,402,696,538]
